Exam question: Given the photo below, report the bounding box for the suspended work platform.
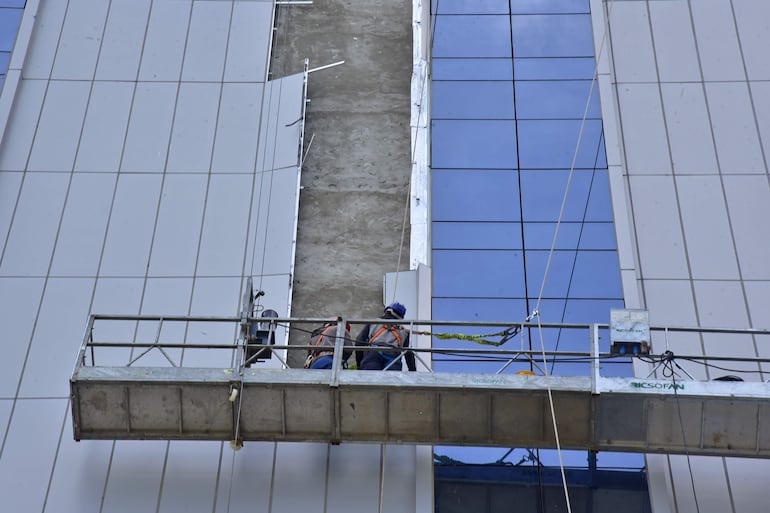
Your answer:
[70,314,770,459]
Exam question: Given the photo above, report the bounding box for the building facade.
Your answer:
[0,0,769,512]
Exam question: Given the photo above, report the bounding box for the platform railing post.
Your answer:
[330,317,345,387]
[591,323,600,394]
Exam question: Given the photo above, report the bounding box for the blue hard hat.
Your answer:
[384,302,406,319]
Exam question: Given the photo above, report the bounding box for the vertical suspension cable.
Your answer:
[526,2,620,513]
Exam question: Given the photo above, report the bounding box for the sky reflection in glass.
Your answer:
[431,1,641,471]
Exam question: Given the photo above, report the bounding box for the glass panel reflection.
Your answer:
[433,249,524,298]
[432,169,520,221]
[430,0,643,489]
[433,15,512,58]
[511,14,594,57]
[433,58,513,80]
[433,81,514,119]
[432,120,518,169]
[0,8,23,52]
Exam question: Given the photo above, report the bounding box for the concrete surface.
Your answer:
[270,0,413,366]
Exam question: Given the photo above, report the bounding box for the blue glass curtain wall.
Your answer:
[430,0,646,480]
[0,1,25,88]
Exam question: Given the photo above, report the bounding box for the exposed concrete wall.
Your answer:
[270,1,413,365]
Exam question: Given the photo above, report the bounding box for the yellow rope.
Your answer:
[409,328,516,346]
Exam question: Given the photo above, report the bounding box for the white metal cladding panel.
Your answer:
[18,277,94,398]
[27,80,91,172]
[326,443,386,512]
[599,1,770,508]
[660,83,718,174]
[726,457,770,512]
[98,174,163,277]
[157,441,222,513]
[616,84,671,174]
[21,0,66,79]
[671,455,732,513]
[101,440,170,513]
[214,443,275,512]
[138,0,192,82]
[225,1,273,82]
[50,0,110,81]
[676,175,740,280]
[706,82,765,173]
[212,83,265,173]
[0,78,45,170]
[147,173,208,277]
[120,82,178,173]
[0,172,69,276]
[0,4,418,513]
[73,81,134,173]
[45,410,114,513]
[247,167,301,277]
[0,170,22,240]
[628,176,689,280]
[256,73,305,172]
[167,82,221,173]
[647,1,700,83]
[693,281,750,328]
[0,278,44,397]
[690,0,745,82]
[94,0,151,81]
[272,443,329,513]
[723,175,770,280]
[49,173,117,277]
[0,399,10,441]
[182,1,232,82]
[733,0,770,81]
[750,81,770,165]
[195,174,254,276]
[607,1,657,83]
[0,399,68,512]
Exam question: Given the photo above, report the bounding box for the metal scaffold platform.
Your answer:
[70,314,770,458]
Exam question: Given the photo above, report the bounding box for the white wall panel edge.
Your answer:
[591,8,643,313]
[0,0,42,153]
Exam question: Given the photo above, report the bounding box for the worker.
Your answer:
[304,321,352,369]
[355,302,416,371]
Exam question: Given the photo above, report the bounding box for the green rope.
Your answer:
[410,328,517,346]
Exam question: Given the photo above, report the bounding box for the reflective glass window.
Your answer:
[432,169,520,222]
[520,169,595,222]
[433,222,522,250]
[432,0,511,14]
[514,57,595,80]
[0,1,26,7]
[524,249,622,299]
[0,8,22,52]
[509,0,590,15]
[433,250,524,298]
[433,15,512,58]
[511,14,594,57]
[522,222,619,250]
[432,81,514,119]
[517,119,603,168]
[432,120,517,169]
[433,58,512,81]
[515,80,600,119]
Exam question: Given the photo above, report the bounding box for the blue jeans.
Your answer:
[360,351,401,371]
[309,355,334,369]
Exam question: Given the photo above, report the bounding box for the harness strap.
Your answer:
[368,325,403,348]
[311,325,336,356]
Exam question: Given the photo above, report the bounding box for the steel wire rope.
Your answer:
[547,130,607,375]
[523,3,620,512]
